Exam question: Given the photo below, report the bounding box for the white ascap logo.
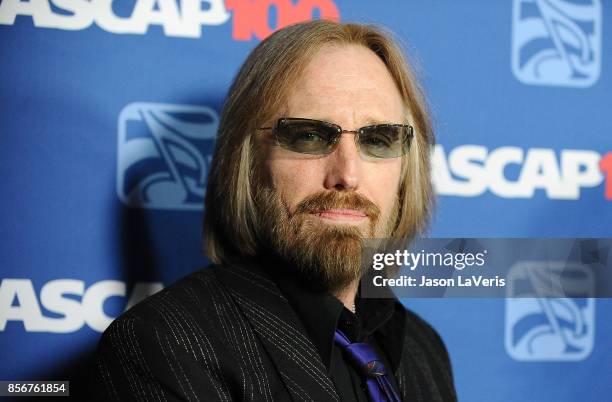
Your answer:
[511,0,602,87]
[504,262,595,361]
[0,279,163,333]
[0,0,229,37]
[117,102,218,210]
[432,145,605,200]
[0,0,341,41]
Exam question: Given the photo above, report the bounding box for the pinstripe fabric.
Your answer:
[395,310,458,402]
[95,263,457,401]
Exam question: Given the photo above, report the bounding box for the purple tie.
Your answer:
[334,329,401,402]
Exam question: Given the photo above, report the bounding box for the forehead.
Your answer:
[285,44,406,124]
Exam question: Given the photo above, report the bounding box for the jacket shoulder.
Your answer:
[403,307,452,364]
[397,307,457,402]
[122,267,220,321]
[93,267,239,401]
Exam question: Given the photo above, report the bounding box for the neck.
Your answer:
[333,279,359,313]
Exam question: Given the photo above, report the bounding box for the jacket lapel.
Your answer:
[215,263,340,401]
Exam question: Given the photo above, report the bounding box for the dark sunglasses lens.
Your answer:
[275,120,337,155]
[358,125,412,158]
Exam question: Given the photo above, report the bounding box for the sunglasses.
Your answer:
[258,118,414,159]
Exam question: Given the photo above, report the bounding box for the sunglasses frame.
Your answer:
[258,117,414,159]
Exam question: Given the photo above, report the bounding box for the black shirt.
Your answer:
[273,269,405,400]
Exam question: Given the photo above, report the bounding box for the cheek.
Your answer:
[364,161,402,210]
[266,158,325,207]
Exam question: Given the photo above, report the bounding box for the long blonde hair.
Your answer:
[203,20,435,264]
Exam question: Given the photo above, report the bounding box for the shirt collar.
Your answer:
[257,254,406,373]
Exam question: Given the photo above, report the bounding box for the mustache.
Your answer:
[293,191,380,219]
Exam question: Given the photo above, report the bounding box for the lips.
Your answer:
[312,209,368,220]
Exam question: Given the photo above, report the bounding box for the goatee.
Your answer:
[255,187,397,292]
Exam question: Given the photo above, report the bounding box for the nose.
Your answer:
[323,133,362,190]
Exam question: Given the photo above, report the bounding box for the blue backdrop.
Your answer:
[1,0,610,400]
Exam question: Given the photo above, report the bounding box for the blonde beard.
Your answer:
[255,187,398,292]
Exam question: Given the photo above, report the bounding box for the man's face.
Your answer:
[257,44,406,290]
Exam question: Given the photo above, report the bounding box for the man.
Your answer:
[95,20,457,401]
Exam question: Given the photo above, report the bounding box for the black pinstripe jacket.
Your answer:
[95,263,457,401]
